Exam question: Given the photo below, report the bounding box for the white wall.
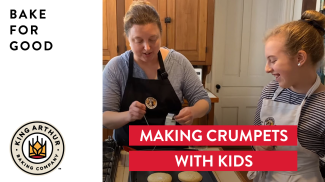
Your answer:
[206,0,303,91]
[205,0,303,125]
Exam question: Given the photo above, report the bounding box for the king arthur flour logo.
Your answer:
[10,121,64,175]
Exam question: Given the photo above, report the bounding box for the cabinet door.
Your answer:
[167,0,208,62]
[103,128,114,141]
[103,0,117,64]
[125,0,167,50]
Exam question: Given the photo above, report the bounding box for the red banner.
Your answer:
[129,125,297,146]
[129,151,297,171]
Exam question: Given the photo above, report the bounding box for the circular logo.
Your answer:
[10,121,64,175]
[264,117,275,126]
[145,97,157,109]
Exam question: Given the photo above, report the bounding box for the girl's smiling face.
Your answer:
[264,34,300,88]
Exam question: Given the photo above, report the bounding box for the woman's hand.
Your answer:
[174,107,194,125]
[253,146,275,151]
[128,101,146,122]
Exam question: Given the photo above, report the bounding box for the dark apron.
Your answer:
[114,51,184,150]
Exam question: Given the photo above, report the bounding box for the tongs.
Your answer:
[123,146,137,152]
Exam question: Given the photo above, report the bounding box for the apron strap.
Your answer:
[304,75,321,99]
[157,51,168,80]
[271,75,321,125]
[272,74,321,101]
[128,51,134,80]
[293,75,321,124]
[272,87,284,100]
[320,156,325,163]
[296,75,321,108]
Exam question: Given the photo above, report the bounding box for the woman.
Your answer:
[249,10,325,181]
[102,1,211,149]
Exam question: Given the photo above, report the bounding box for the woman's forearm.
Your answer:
[103,111,131,129]
[191,99,210,119]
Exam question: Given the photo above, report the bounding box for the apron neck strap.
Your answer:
[272,87,284,100]
[128,51,168,80]
[304,74,321,99]
[128,52,134,80]
[294,75,321,125]
[272,74,321,101]
[157,51,168,79]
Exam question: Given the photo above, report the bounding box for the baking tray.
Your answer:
[128,148,218,182]
[129,171,218,182]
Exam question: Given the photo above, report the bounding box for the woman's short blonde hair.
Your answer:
[124,0,162,37]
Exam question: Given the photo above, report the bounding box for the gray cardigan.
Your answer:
[103,49,211,113]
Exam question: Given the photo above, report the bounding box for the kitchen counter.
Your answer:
[115,147,246,182]
[206,88,219,103]
[183,88,218,125]
[206,89,218,126]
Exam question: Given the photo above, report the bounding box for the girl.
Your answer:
[250,10,325,182]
